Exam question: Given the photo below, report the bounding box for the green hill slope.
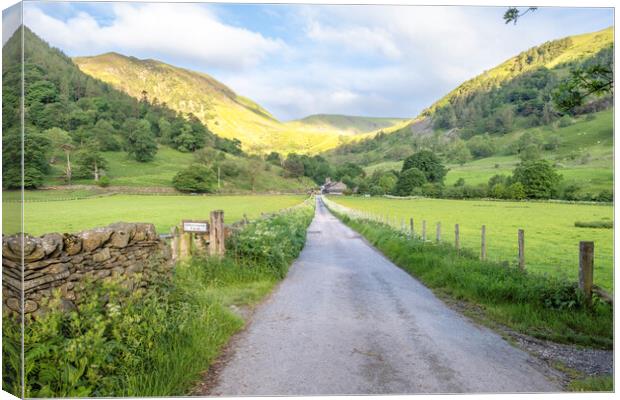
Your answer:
[364,110,613,198]
[424,27,613,116]
[74,54,390,154]
[326,27,613,166]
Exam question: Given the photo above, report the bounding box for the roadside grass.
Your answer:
[4,200,315,397]
[568,375,613,392]
[331,196,613,291]
[328,208,612,349]
[3,194,306,236]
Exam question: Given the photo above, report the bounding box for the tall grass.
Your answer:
[3,200,315,397]
[331,210,612,349]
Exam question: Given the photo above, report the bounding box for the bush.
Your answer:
[97,176,111,187]
[574,221,613,229]
[557,115,574,127]
[596,189,613,202]
[172,165,216,193]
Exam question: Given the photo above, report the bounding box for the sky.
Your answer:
[16,2,614,120]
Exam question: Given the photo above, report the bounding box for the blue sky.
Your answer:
[21,2,614,120]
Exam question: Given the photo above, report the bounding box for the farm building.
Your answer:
[321,178,347,195]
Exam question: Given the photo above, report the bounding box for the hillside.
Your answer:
[326,26,613,166]
[74,54,389,154]
[363,110,613,197]
[423,27,613,116]
[293,114,407,134]
[2,27,315,194]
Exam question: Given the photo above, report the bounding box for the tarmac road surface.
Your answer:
[210,196,559,395]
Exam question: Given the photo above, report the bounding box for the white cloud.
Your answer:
[21,3,614,120]
[23,3,286,70]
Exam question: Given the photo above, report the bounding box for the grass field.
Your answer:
[329,196,613,291]
[42,146,316,191]
[3,194,306,236]
[363,110,613,197]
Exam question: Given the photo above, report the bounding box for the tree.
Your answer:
[447,139,472,165]
[283,154,305,178]
[553,65,613,113]
[2,129,50,189]
[74,144,108,181]
[401,150,447,183]
[172,165,216,193]
[503,7,537,25]
[265,152,282,166]
[246,158,263,192]
[91,119,120,151]
[467,135,497,158]
[512,160,561,199]
[393,168,427,196]
[125,119,157,162]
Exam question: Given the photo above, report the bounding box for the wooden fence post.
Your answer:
[209,210,225,257]
[481,225,487,261]
[422,220,427,241]
[436,222,441,242]
[401,219,405,232]
[410,218,414,238]
[579,241,594,306]
[455,224,460,253]
[179,224,192,260]
[518,229,525,270]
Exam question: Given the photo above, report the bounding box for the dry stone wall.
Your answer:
[2,222,171,316]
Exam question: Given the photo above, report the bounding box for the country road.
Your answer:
[209,197,560,395]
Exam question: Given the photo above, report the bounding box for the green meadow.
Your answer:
[3,194,306,236]
[330,196,613,291]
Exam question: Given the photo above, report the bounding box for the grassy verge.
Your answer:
[325,203,612,349]
[568,375,613,392]
[2,199,315,397]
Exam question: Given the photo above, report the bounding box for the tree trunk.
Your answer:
[65,151,72,183]
[94,160,99,181]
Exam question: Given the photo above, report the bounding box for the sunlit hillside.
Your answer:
[74,53,398,154]
[422,27,613,115]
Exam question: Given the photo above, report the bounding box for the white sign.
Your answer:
[183,221,209,233]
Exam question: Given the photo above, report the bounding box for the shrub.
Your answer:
[97,176,111,187]
[574,221,613,229]
[172,165,216,193]
[557,115,574,127]
[596,189,613,202]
